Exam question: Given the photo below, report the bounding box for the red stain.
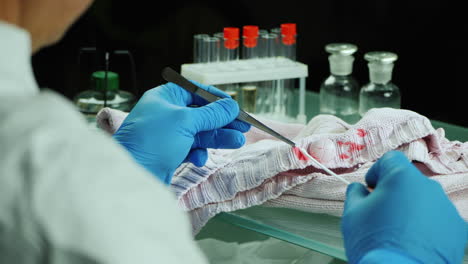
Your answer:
[336,139,366,159]
[357,129,367,137]
[293,147,309,161]
[340,153,350,159]
[347,142,366,152]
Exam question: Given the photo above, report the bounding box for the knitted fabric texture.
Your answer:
[96,107,468,235]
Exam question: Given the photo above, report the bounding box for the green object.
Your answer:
[199,90,468,262]
[92,71,119,92]
[73,71,136,123]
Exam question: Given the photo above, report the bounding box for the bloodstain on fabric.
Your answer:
[357,129,367,137]
[347,142,366,152]
[339,153,350,159]
[337,141,366,157]
[293,147,309,161]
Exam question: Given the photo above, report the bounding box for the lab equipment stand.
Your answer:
[180,57,309,124]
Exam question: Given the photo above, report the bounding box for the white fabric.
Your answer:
[95,106,468,235]
[96,107,128,134]
[0,21,207,264]
[173,109,468,234]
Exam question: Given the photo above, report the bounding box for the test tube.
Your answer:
[193,34,209,63]
[261,33,279,58]
[219,27,240,100]
[257,33,279,115]
[242,25,259,59]
[241,25,260,113]
[279,23,297,121]
[213,32,225,60]
[270,27,282,56]
[270,27,281,34]
[203,36,220,63]
[221,27,240,61]
[213,32,224,39]
[259,29,269,36]
[280,23,297,60]
[262,28,288,117]
[256,29,269,58]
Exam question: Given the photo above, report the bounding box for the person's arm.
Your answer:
[341,151,468,264]
[0,92,208,264]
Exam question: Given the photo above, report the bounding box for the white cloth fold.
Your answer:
[97,107,468,235]
[96,107,128,134]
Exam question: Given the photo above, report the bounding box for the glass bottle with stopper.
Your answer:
[319,43,360,123]
[359,51,400,116]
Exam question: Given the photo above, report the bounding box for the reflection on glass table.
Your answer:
[197,234,346,264]
[218,207,346,260]
[213,206,468,263]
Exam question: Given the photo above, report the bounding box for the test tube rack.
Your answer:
[181,57,308,124]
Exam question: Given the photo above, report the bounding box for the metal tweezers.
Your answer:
[161,67,296,147]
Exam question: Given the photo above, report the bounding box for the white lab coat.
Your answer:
[0,21,207,264]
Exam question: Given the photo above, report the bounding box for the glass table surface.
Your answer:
[206,91,468,262]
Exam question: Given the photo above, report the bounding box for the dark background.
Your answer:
[32,0,466,127]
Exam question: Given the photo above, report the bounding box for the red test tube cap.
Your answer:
[224,27,240,49]
[242,25,259,48]
[281,23,297,45]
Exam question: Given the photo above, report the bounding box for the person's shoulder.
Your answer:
[0,90,90,160]
[0,90,92,191]
[0,89,144,181]
[0,90,85,131]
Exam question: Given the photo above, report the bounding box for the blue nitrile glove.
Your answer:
[341,151,468,264]
[113,81,251,184]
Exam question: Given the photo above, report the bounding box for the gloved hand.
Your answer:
[341,151,468,264]
[113,82,250,185]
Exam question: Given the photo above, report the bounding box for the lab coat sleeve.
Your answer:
[357,249,422,264]
[0,91,208,264]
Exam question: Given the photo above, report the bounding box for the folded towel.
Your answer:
[97,107,468,235]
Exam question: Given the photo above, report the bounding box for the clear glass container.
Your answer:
[280,23,297,60]
[221,27,239,61]
[74,71,135,123]
[359,51,400,116]
[193,34,209,63]
[204,36,220,63]
[218,27,240,100]
[255,33,278,116]
[319,43,360,123]
[241,25,259,113]
[320,75,360,119]
[266,23,298,123]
